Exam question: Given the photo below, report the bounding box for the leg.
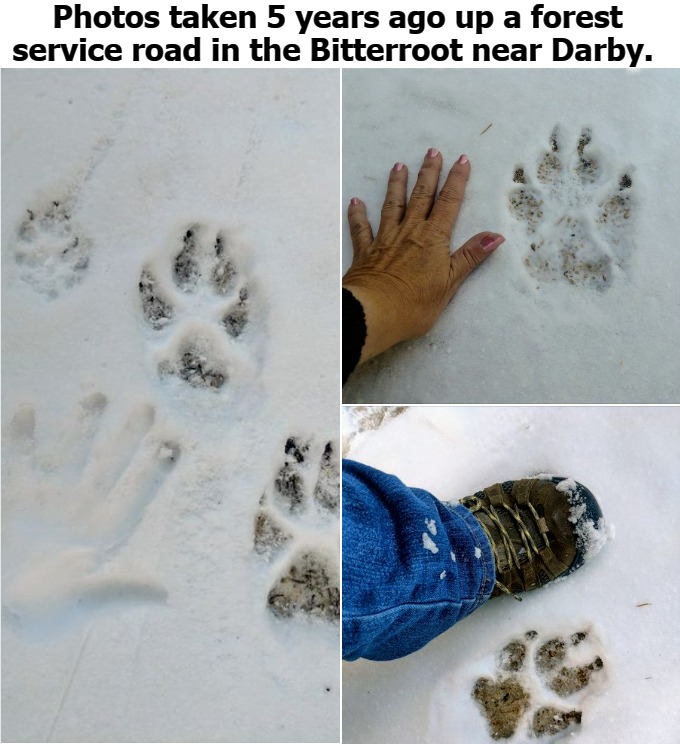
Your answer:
[342,460,495,661]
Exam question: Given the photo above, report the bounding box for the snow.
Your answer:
[569,500,588,524]
[560,477,612,562]
[557,478,578,494]
[425,518,437,535]
[2,70,339,743]
[342,406,680,744]
[474,546,482,559]
[576,517,611,563]
[422,533,439,554]
[342,69,680,403]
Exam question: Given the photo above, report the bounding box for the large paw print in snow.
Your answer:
[2,394,179,625]
[509,126,634,289]
[253,437,340,622]
[139,224,261,391]
[473,628,606,741]
[12,194,91,298]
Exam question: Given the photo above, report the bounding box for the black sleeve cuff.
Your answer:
[342,288,367,385]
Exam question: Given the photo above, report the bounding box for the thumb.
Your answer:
[449,231,504,292]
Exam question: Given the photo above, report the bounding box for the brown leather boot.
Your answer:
[460,477,606,600]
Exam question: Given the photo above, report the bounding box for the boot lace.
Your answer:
[465,496,551,601]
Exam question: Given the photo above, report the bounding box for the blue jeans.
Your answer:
[342,460,496,661]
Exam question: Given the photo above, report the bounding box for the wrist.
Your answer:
[342,282,402,363]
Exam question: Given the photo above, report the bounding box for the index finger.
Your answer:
[428,154,470,234]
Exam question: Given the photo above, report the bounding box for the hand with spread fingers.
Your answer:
[343,149,504,370]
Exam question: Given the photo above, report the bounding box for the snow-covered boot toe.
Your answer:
[460,477,607,599]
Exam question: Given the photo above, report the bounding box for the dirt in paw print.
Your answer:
[138,223,261,392]
[509,126,635,290]
[254,436,340,622]
[473,628,606,741]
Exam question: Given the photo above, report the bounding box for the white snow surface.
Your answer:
[342,406,680,744]
[342,69,680,403]
[2,70,340,743]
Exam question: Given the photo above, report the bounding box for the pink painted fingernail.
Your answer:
[481,234,505,252]
[350,197,360,206]
[426,148,439,158]
[393,162,405,171]
[457,154,469,165]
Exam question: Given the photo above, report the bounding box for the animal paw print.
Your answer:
[12,194,91,298]
[509,126,634,289]
[473,629,606,741]
[343,406,409,456]
[139,224,260,391]
[253,436,340,621]
[2,394,179,625]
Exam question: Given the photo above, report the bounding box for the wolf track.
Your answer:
[472,628,607,741]
[13,195,91,298]
[139,223,260,392]
[509,126,634,290]
[253,436,340,622]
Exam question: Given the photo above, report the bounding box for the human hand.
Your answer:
[343,149,504,363]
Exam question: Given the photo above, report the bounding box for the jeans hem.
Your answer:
[444,502,496,607]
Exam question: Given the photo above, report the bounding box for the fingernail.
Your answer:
[456,154,469,165]
[426,148,439,158]
[393,162,405,172]
[481,234,505,252]
[350,197,360,206]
